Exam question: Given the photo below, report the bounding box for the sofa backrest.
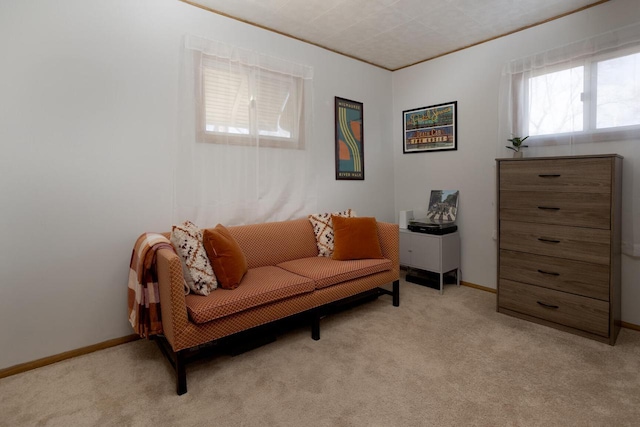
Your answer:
[220,218,319,269]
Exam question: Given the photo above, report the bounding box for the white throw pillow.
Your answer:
[308,209,356,257]
[170,221,217,295]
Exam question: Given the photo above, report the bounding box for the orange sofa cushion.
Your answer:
[203,224,248,289]
[278,256,392,289]
[185,266,315,323]
[331,216,383,260]
[227,218,319,268]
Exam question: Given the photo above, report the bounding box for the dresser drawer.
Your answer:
[499,158,611,193]
[500,220,610,264]
[499,191,610,229]
[498,279,609,337]
[499,250,610,301]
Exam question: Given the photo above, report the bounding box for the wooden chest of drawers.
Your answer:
[496,155,622,345]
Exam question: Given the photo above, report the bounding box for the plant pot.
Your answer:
[513,151,523,158]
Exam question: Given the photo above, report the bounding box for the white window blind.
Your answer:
[175,34,317,229]
[193,43,309,149]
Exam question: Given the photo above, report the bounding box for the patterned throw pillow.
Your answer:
[170,221,218,296]
[308,209,356,257]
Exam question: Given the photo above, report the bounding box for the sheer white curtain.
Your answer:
[174,35,316,227]
[498,22,640,255]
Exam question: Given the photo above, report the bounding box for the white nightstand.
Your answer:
[399,228,461,294]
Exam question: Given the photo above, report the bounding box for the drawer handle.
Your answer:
[537,206,560,211]
[538,174,561,178]
[537,269,560,276]
[537,301,559,309]
[538,238,561,243]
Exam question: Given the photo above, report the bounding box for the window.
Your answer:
[195,54,305,149]
[521,47,640,142]
[596,52,640,129]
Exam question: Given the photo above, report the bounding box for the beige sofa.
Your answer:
[155,218,399,395]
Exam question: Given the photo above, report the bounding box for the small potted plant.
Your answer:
[506,135,529,158]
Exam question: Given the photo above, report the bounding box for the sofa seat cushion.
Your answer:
[277,257,392,290]
[185,266,315,324]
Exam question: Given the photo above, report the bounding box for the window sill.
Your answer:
[197,132,303,150]
[529,126,640,146]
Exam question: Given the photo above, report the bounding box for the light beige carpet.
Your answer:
[1,278,639,427]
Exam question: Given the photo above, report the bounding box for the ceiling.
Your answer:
[182,0,608,71]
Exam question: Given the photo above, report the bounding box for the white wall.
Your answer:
[0,0,394,370]
[3,0,638,371]
[392,0,640,324]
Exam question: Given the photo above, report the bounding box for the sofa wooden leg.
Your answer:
[153,335,188,395]
[393,280,400,307]
[176,350,187,395]
[311,314,320,341]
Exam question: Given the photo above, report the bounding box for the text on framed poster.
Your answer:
[403,101,457,153]
[335,97,364,180]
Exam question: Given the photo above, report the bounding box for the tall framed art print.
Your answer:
[335,97,364,180]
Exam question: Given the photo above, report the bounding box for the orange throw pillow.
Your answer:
[331,216,383,260]
[202,224,248,289]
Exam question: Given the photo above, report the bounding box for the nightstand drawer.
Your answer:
[499,279,609,337]
[499,191,610,229]
[500,220,610,265]
[499,250,610,301]
[499,158,611,193]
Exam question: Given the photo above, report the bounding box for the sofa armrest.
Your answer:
[156,248,190,351]
[377,221,400,274]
